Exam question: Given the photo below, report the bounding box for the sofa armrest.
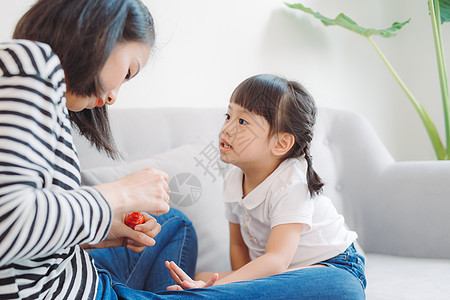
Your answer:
[362,161,450,259]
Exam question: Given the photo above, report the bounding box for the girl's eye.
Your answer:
[239,118,248,125]
[125,69,131,80]
[225,113,231,120]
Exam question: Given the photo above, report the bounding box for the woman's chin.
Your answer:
[65,92,95,112]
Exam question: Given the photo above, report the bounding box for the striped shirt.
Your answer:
[0,40,112,299]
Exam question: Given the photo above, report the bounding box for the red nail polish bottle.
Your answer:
[125,212,144,228]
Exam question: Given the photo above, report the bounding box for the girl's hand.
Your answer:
[165,261,219,290]
[81,213,162,253]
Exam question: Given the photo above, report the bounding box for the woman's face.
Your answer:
[65,41,151,111]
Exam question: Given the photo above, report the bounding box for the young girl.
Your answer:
[166,74,367,297]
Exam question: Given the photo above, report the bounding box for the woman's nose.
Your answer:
[105,90,118,105]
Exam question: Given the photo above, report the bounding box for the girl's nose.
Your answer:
[221,123,232,136]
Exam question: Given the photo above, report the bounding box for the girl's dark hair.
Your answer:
[13,0,155,158]
[231,74,324,196]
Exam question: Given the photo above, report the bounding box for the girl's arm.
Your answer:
[214,223,303,285]
[229,222,251,270]
[167,223,303,288]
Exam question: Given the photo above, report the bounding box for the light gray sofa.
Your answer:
[74,107,450,299]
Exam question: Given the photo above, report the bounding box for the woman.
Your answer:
[0,0,196,299]
[0,0,365,299]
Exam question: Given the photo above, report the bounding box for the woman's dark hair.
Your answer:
[13,0,155,158]
[231,74,324,196]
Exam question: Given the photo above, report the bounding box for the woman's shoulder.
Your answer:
[0,39,62,80]
[0,39,53,54]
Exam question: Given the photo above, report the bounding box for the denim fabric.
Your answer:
[93,210,365,299]
[97,266,365,299]
[317,243,367,290]
[91,208,198,297]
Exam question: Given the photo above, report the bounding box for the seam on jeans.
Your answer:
[160,215,182,227]
[323,263,366,290]
[98,269,114,286]
[99,269,127,289]
[124,215,183,286]
[176,219,188,267]
[124,245,149,286]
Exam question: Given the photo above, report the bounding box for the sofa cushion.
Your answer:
[365,253,450,299]
[81,139,232,273]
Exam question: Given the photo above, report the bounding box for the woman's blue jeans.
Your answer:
[90,208,198,296]
[91,209,366,299]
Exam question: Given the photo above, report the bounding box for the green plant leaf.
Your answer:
[440,0,450,23]
[286,3,410,38]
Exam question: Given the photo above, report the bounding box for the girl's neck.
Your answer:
[241,159,282,198]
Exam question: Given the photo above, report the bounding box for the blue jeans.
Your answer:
[317,243,367,290]
[91,208,198,296]
[92,209,365,299]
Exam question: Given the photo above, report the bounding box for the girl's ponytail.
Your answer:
[303,145,323,196]
[283,80,324,197]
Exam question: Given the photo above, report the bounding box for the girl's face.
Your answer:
[65,41,151,112]
[219,102,276,169]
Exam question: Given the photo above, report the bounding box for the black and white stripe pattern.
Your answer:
[0,40,111,299]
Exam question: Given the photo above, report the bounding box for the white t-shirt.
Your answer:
[224,158,358,269]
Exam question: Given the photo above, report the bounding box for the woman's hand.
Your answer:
[165,261,219,290]
[95,168,170,216]
[90,168,170,251]
[81,212,162,252]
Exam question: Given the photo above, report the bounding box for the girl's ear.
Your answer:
[271,132,295,157]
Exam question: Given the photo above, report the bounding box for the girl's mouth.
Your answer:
[220,139,233,152]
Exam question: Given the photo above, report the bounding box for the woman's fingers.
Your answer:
[96,167,171,217]
[141,168,170,214]
[148,201,170,216]
[126,242,146,253]
[134,213,161,238]
[122,213,163,252]
[81,239,126,250]
[155,168,169,181]
[120,223,156,247]
[94,167,173,249]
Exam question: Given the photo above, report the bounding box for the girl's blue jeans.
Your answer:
[90,208,366,299]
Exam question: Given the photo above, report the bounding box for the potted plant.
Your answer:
[286,0,450,160]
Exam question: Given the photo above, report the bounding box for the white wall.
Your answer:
[1,0,449,161]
